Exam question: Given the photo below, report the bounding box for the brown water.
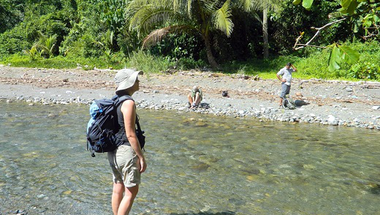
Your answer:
[0,101,379,215]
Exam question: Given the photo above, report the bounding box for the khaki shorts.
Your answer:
[108,145,141,188]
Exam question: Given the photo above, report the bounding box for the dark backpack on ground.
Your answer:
[282,97,296,110]
[86,95,145,157]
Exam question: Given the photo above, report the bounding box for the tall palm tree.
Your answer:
[127,0,234,69]
[238,0,281,58]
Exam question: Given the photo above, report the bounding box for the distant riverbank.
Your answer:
[1,66,379,129]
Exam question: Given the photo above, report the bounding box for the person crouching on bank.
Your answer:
[188,86,203,108]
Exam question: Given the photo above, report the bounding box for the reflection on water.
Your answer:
[0,101,379,214]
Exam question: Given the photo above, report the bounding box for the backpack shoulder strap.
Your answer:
[113,95,139,125]
[113,95,134,107]
[136,114,142,131]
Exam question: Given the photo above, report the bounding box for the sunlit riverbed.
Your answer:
[1,101,379,215]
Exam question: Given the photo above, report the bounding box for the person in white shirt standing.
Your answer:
[276,62,297,108]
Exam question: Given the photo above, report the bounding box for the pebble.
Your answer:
[37,194,45,199]
[3,92,380,130]
[12,210,27,215]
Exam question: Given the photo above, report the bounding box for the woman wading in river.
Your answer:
[108,69,147,215]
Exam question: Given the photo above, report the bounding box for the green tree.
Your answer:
[0,0,24,33]
[97,0,127,51]
[293,0,379,70]
[273,0,344,53]
[238,0,281,58]
[60,0,139,58]
[127,0,235,69]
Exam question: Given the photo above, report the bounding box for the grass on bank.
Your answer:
[1,41,379,81]
[221,41,380,81]
[0,54,127,70]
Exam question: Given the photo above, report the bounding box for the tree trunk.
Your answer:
[203,34,219,69]
[263,6,269,59]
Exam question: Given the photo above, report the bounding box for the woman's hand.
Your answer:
[139,156,147,173]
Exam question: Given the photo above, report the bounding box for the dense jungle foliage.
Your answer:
[0,0,379,80]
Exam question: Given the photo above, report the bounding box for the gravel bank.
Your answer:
[1,65,380,129]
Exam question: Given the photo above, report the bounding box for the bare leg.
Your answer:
[194,92,202,106]
[112,182,125,215]
[117,185,139,215]
[188,94,194,104]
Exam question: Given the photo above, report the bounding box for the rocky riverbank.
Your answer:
[1,65,380,129]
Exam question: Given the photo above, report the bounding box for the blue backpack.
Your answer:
[86,95,145,157]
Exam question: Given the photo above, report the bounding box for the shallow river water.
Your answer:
[1,101,380,215]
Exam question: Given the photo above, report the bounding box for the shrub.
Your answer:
[149,33,204,61]
[338,40,380,80]
[126,50,175,73]
[177,58,206,70]
[0,24,31,55]
[296,49,331,78]
[348,62,378,80]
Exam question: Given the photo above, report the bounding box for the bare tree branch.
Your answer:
[362,32,380,40]
[294,44,326,49]
[362,25,380,40]
[293,18,346,50]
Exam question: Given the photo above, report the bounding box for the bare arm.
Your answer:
[292,65,297,72]
[276,73,285,82]
[121,100,147,173]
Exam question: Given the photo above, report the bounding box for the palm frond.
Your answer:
[212,0,234,37]
[173,0,181,12]
[142,25,197,48]
[263,0,281,11]
[129,6,175,35]
[239,0,254,11]
[237,0,281,12]
[253,11,262,24]
[128,0,190,36]
[127,0,173,19]
[126,0,149,15]
[142,27,171,48]
[201,0,220,14]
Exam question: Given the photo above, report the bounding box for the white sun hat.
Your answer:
[114,69,143,93]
